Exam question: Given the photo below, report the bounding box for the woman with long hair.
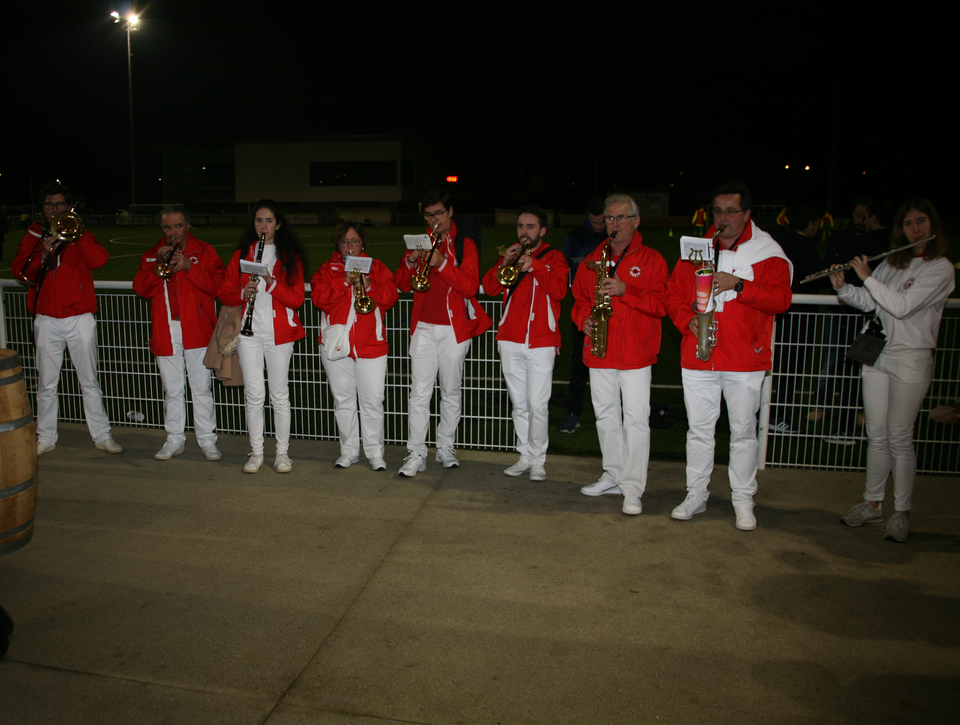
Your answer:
[311,221,398,470]
[220,200,307,473]
[832,198,955,541]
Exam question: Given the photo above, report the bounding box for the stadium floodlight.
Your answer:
[111,8,140,206]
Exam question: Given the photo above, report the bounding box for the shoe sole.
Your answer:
[671,503,707,520]
[736,520,757,531]
[440,461,459,468]
[398,464,426,477]
[529,473,546,482]
[841,516,883,527]
[580,485,620,497]
[155,449,184,460]
[560,427,579,434]
[504,468,529,477]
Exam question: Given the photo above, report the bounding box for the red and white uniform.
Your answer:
[571,231,668,498]
[220,244,306,457]
[12,224,113,446]
[483,242,568,465]
[311,251,399,462]
[395,221,492,457]
[665,221,792,507]
[133,233,225,450]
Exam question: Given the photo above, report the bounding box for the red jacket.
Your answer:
[310,251,399,359]
[482,242,568,348]
[665,230,792,372]
[571,231,668,370]
[219,243,306,344]
[132,233,225,356]
[12,223,108,317]
[395,221,492,343]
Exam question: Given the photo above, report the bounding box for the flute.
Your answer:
[800,236,935,284]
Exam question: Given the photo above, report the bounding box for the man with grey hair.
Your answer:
[571,193,668,515]
[133,205,225,460]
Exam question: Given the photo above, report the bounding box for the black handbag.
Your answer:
[845,314,886,366]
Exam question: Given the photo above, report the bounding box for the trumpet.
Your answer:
[350,267,375,315]
[495,236,534,287]
[16,202,86,286]
[239,233,267,337]
[587,235,615,358]
[800,236,935,284]
[411,224,443,292]
[155,240,182,280]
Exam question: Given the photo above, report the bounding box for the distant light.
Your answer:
[784,165,789,170]
[804,165,810,171]
[446,175,458,183]
[128,13,139,25]
[862,171,866,175]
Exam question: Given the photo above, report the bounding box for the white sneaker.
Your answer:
[841,501,883,527]
[436,447,460,468]
[622,495,643,515]
[671,492,709,520]
[399,453,426,477]
[243,454,264,473]
[274,454,292,473]
[95,436,123,454]
[335,454,359,469]
[369,457,387,471]
[580,480,621,496]
[734,504,757,531]
[155,441,185,460]
[529,463,546,481]
[201,444,222,461]
[504,458,531,477]
[37,441,57,456]
[881,512,911,542]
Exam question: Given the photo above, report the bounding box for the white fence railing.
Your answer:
[0,281,515,452]
[1,282,958,472]
[761,294,959,474]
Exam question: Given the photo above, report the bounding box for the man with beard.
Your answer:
[483,205,568,481]
[133,205,225,461]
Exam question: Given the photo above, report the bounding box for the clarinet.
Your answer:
[239,233,266,337]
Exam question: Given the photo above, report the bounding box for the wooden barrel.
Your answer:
[0,349,38,556]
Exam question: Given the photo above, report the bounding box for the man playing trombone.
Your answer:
[394,188,491,477]
[482,205,568,482]
[133,205,225,461]
[11,181,122,456]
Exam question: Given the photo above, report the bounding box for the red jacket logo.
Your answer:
[902,277,915,290]
[629,266,642,278]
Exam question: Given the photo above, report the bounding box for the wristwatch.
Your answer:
[734,277,744,294]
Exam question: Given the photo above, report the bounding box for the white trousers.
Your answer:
[156,321,217,448]
[589,366,651,498]
[681,368,765,505]
[237,331,294,456]
[321,350,387,459]
[862,355,934,511]
[34,313,111,445]
[499,341,555,464]
[407,322,470,457]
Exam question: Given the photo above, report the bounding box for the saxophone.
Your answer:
[587,237,614,358]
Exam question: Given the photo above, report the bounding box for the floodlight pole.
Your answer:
[126,22,135,207]
[112,10,139,208]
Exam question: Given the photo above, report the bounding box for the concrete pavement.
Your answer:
[1,424,958,724]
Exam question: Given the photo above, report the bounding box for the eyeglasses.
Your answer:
[43,201,68,210]
[713,208,745,219]
[605,214,637,224]
[337,238,363,246]
[423,209,448,221]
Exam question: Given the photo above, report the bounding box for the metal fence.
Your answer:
[1,282,958,472]
[0,281,515,452]
[761,294,960,474]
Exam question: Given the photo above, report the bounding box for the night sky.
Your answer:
[6,1,957,216]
